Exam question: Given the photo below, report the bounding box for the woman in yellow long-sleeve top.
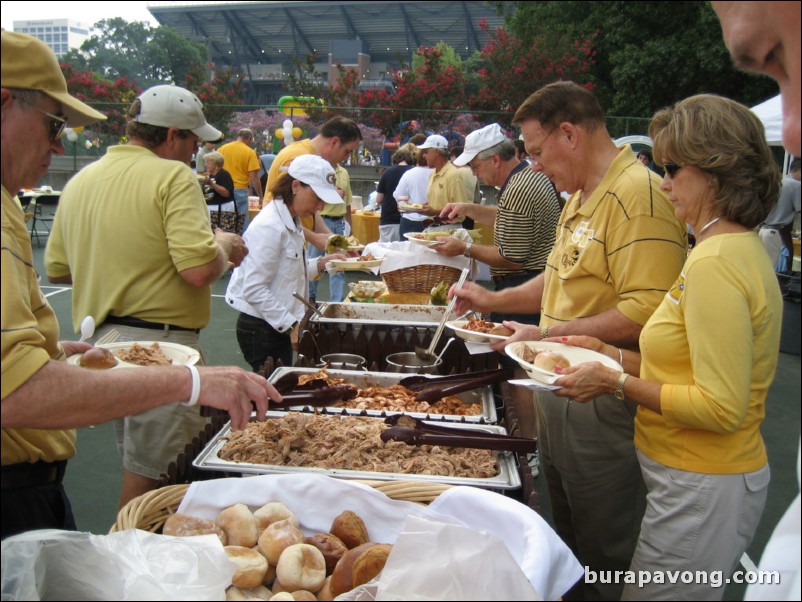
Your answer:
[549,94,782,601]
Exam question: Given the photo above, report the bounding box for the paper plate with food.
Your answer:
[68,341,200,369]
[398,201,427,213]
[325,234,365,253]
[505,341,622,384]
[329,254,384,270]
[446,318,514,343]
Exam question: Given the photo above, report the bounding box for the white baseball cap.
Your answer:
[134,85,222,141]
[288,155,344,205]
[417,134,449,150]
[453,123,507,166]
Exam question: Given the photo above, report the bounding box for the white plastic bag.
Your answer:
[0,529,233,601]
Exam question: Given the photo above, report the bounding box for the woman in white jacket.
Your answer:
[226,155,345,370]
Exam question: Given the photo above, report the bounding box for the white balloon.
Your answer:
[283,119,293,129]
[283,126,294,146]
[65,128,79,142]
[84,139,93,149]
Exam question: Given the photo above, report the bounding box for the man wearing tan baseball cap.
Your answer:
[1,31,275,539]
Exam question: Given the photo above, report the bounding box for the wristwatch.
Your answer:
[614,372,629,400]
[463,241,473,257]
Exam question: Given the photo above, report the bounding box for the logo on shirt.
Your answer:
[572,221,594,248]
[666,271,686,305]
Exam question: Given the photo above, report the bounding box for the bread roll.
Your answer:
[163,512,227,545]
[533,350,571,372]
[259,518,305,565]
[275,544,326,593]
[329,511,369,549]
[305,533,347,574]
[226,585,272,601]
[351,543,392,588]
[330,542,376,596]
[225,545,269,589]
[254,502,299,531]
[316,577,334,601]
[218,503,259,548]
[79,346,118,369]
[268,593,295,601]
[290,591,317,601]
[489,324,514,337]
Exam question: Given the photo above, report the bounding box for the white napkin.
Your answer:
[463,340,497,355]
[509,378,561,391]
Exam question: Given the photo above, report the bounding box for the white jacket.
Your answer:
[225,199,320,332]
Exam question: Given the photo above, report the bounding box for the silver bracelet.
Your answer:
[618,347,624,367]
[180,365,201,407]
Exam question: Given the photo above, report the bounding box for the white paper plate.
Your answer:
[505,341,622,384]
[329,257,384,270]
[446,320,511,343]
[398,202,427,213]
[404,232,443,247]
[68,341,200,368]
[347,244,366,252]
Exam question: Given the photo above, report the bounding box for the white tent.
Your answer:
[751,94,783,146]
[751,94,791,172]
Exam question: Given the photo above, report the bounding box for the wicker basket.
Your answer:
[110,480,452,533]
[381,264,462,294]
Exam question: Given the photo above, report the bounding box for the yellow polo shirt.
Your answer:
[540,146,687,327]
[218,140,260,189]
[1,186,76,465]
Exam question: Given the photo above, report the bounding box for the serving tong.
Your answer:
[380,415,537,453]
[409,367,514,402]
[277,385,358,407]
[399,367,512,390]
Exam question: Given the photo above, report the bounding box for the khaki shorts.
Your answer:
[93,323,210,480]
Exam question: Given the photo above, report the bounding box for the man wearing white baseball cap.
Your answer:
[45,84,251,507]
[441,124,560,318]
[226,154,346,371]
[417,133,478,217]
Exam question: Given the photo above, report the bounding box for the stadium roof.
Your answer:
[149,1,506,68]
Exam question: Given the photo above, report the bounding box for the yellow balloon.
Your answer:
[275,128,285,139]
[72,126,85,133]
[292,127,303,139]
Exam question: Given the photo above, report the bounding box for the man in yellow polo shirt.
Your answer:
[219,128,263,231]
[2,31,274,540]
[417,134,478,213]
[452,82,687,600]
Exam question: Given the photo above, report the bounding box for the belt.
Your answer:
[1,460,67,490]
[104,315,200,334]
[761,224,784,230]
[492,270,540,284]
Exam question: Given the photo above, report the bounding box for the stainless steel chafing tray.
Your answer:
[310,302,447,328]
[192,412,521,490]
[269,367,498,423]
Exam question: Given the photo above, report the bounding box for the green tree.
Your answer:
[493,1,777,117]
[62,18,205,88]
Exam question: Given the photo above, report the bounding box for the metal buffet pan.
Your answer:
[268,366,498,423]
[192,412,521,490]
[310,302,447,328]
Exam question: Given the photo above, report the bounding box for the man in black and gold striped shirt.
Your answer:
[436,123,561,325]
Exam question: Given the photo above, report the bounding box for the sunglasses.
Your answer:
[662,163,683,178]
[14,96,68,142]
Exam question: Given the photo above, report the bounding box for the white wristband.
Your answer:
[181,365,201,407]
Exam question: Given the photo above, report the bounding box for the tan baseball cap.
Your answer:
[1,31,107,127]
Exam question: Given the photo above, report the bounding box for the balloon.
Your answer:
[282,119,293,129]
[275,128,285,140]
[292,127,303,139]
[65,128,78,142]
[283,126,294,146]
[84,139,93,149]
